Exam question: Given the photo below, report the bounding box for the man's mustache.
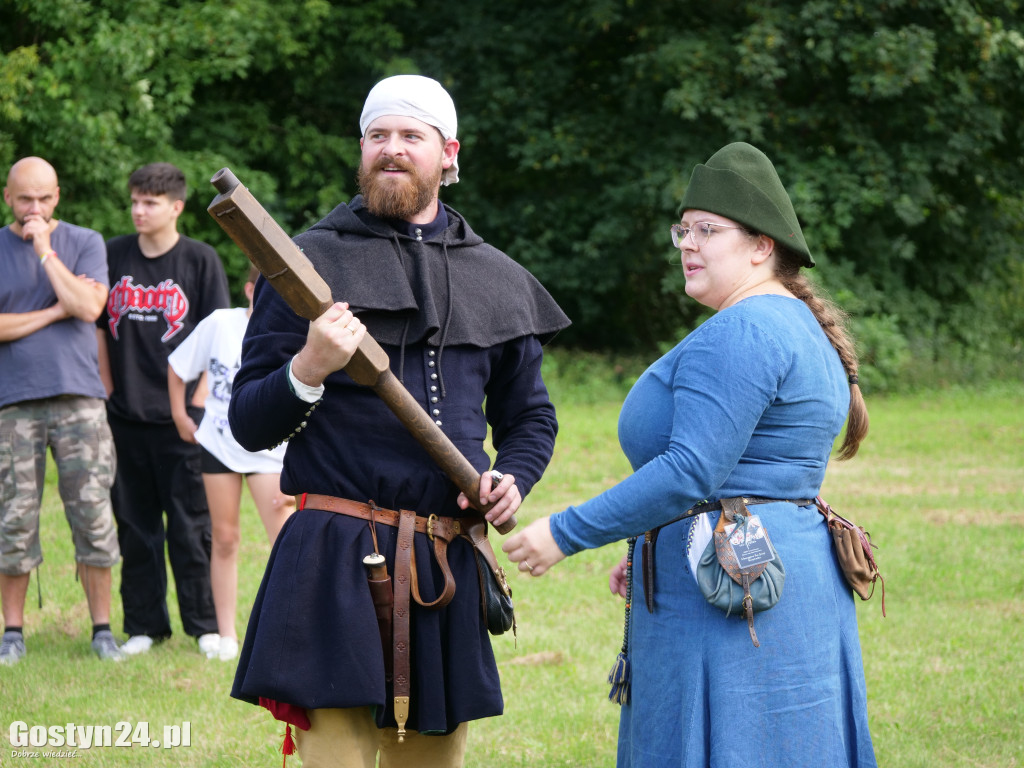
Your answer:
[373,156,415,173]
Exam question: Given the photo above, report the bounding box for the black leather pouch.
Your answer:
[474,549,515,636]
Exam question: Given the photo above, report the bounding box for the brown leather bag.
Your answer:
[815,496,886,616]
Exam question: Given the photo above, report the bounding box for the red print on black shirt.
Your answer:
[107,275,190,342]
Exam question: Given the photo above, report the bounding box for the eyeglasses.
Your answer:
[670,221,744,249]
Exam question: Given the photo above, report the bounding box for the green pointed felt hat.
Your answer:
[678,142,813,267]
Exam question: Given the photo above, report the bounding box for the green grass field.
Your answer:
[2,381,1022,767]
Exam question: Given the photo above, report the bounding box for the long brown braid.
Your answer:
[774,247,868,460]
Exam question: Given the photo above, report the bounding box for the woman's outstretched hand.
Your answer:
[501,516,566,577]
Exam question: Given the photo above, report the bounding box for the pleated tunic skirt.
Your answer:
[231,507,503,734]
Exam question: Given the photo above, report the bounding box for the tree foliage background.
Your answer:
[2,0,1023,391]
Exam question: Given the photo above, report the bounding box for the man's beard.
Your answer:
[357,156,442,221]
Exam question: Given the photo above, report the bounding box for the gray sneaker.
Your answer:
[91,630,124,661]
[0,631,26,665]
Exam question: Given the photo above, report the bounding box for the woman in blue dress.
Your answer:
[503,142,876,767]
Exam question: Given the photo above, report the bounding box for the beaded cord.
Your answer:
[607,536,637,705]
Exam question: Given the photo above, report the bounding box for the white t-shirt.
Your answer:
[168,307,286,474]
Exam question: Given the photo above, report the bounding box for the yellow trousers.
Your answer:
[294,707,469,768]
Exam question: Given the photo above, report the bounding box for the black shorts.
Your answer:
[200,447,236,475]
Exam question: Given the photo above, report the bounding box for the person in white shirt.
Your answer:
[168,266,294,661]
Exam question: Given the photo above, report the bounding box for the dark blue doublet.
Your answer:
[228,198,568,733]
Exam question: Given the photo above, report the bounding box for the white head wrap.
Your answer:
[359,75,460,186]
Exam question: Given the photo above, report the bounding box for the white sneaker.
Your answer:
[198,633,220,658]
[120,635,154,656]
[217,636,239,661]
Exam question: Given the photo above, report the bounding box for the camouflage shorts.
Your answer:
[0,396,120,575]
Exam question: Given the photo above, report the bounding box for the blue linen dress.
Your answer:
[549,294,877,767]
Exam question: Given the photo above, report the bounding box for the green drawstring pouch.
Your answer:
[696,497,785,647]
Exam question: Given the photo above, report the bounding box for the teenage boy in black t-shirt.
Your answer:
[97,162,229,656]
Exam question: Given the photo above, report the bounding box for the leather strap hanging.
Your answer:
[714,499,766,647]
[642,528,660,613]
[392,509,416,742]
[300,494,460,609]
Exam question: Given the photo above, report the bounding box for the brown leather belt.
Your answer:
[298,492,480,741]
[300,493,465,540]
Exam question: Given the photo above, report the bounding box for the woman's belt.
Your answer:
[688,496,814,516]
